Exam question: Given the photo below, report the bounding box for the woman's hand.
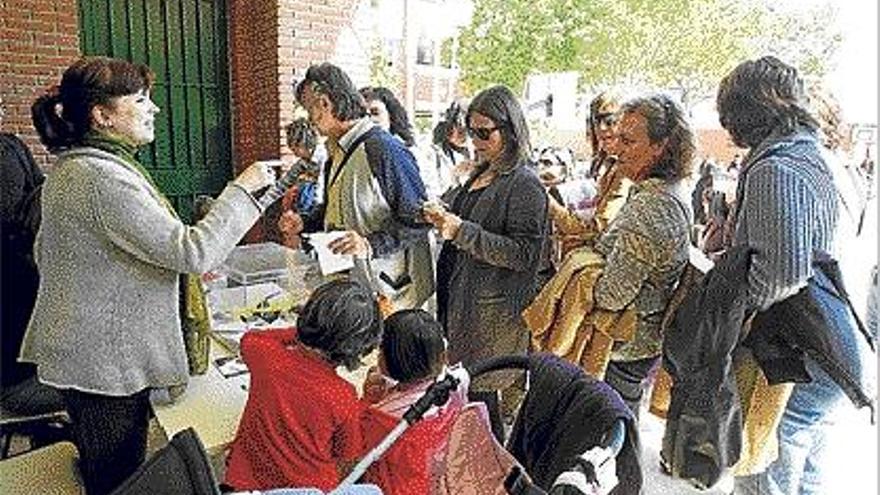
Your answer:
[235,161,276,193]
[424,207,463,241]
[278,210,304,236]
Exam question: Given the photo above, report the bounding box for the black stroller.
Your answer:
[481,354,642,495]
[111,353,640,495]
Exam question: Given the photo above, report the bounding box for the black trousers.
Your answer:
[604,356,660,419]
[62,388,151,495]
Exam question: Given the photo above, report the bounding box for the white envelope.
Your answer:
[305,231,356,276]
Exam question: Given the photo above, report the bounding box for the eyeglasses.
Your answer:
[467,126,499,141]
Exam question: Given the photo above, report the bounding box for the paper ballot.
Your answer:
[305,231,355,276]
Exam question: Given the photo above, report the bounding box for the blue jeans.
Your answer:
[736,358,846,495]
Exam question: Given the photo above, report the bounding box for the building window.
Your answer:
[416,36,434,65]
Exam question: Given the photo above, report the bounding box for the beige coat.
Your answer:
[20,147,261,396]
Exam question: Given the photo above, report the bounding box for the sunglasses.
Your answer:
[467,126,499,141]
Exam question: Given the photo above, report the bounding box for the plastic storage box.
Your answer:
[223,242,294,287]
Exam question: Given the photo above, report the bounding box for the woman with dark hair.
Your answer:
[225,279,383,492]
[433,100,468,158]
[425,100,473,197]
[360,86,415,147]
[19,57,274,495]
[718,56,873,495]
[595,94,693,417]
[423,85,548,430]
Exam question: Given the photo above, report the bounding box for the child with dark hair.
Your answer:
[361,309,517,495]
[360,309,461,495]
[224,280,382,492]
[363,309,449,408]
[273,117,325,247]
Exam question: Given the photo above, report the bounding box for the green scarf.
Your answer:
[81,131,179,219]
[82,131,211,377]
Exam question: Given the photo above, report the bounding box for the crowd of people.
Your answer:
[1,53,876,495]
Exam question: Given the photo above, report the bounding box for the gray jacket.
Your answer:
[20,147,261,395]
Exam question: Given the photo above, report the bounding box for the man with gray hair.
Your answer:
[283,63,433,310]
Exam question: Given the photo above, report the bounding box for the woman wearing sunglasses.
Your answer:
[546,91,632,258]
[423,85,548,434]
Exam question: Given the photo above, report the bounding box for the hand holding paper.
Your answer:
[305,231,356,276]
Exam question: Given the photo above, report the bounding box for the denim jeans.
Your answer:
[735,358,846,495]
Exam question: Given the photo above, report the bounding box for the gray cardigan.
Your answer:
[733,129,839,310]
[19,147,261,396]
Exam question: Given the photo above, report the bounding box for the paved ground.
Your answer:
[639,406,878,495]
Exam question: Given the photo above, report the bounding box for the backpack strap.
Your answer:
[326,126,382,192]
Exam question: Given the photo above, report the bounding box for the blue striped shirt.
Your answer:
[733,129,839,310]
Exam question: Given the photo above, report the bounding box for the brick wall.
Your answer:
[1,0,384,175]
[277,0,371,156]
[0,0,80,169]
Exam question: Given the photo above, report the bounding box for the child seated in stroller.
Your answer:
[223,280,382,493]
[360,309,517,495]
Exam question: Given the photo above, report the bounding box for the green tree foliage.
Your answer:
[458,0,841,107]
[369,41,401,89]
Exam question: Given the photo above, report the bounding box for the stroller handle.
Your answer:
[467,354,530,376]
[602,418,625,456]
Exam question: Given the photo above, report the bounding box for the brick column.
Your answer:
[231,0,368,242]
[0,0,81,170]
[231,0,368,167]
[229,0,281,173]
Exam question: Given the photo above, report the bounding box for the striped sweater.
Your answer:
[733,129,839,310]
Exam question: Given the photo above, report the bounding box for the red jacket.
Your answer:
[225,328,364,492]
